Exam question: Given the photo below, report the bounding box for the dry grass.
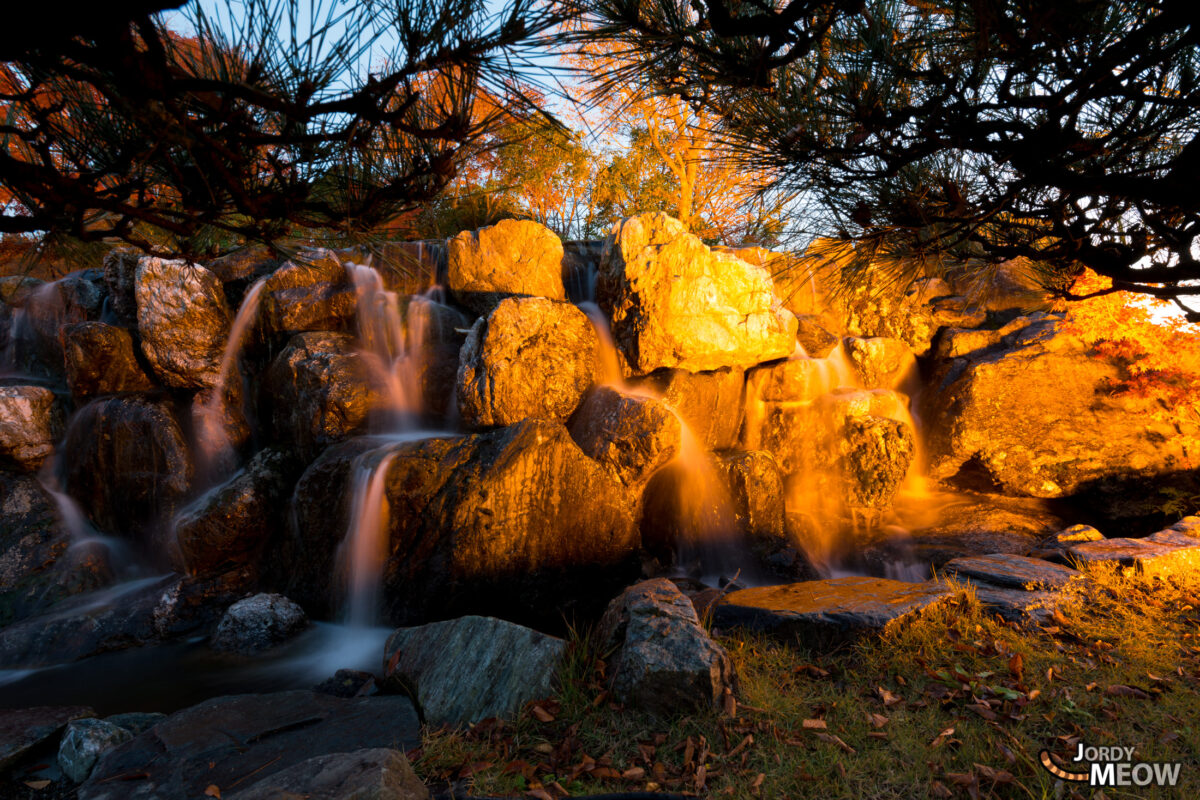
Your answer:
[414,564,1200,799]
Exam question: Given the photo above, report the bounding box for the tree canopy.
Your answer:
[567,0,1200,314]
[0,0,563,259]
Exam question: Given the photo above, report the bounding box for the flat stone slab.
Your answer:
[942,553,1081,590]
[80,691,420,800]
[1068,537,1200,577]
[229,748,429,800]
[714,577,952,643]
[972,585,1061,626]
[0,705,94,772]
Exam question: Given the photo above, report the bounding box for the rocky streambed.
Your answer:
[1,212,1198,796]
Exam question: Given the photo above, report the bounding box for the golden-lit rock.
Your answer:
[597,213,797,373]
[836,415,915,509]
[569,386,681,488]
[264,332,382,461]
[0,385,62,472]
[715,576,953,643]
[794,314,840,357]
[257,251,356,339]
[60,322,155,403]
[942,553,1081,590]
[843,336,916,390]
[1068,537,1200,577]
[447,219,566,314]
[456,297,599,428]
[715,450,787,546]
[135,258,232,388]
[631,366,745,450]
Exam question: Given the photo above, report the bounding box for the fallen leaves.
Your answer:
[204,786,221,799]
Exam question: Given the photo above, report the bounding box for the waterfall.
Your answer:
[339,449,398,628]
[39,469,143,581]
[194,278,267,482]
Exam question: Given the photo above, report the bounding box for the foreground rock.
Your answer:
[0,385,61,471]
[0,705,93,773]
[60,396,192,541]
[1068,535,1200,578]
[58,718,134,782]
[173,449,295,575]
[943,553,1081,590]
[80,692,420,800]
[599,579,735,715]
[598,213,797,374]
[135,258,231,388]
[456,297,599,428]
[283,420,638,624]
[447,219,566,314]
[60,322,155,403]
[568,386,681,487]
[210,593,309,655]
[264,332,382,461]
[383,616,564,727]
[230,748,430,800]
[715,577,952,643]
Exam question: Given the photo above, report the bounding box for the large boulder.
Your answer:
[229,748,430,800]
[597,213,797,374]
[631,366,745,450]
[383,616,564,727]
[5,271,106,379]
[447,219,566,314]
[80,692,420,800]
[135,258,232,388]
[173,448,295,575]
[257,252,357,339]
[456,297,599,428]
[264,332,382,462]
[0,473,110,627]
[281,420,639,624]
[716,450,786,545]
[209,593,310,655]
[923,314,1190,510]
[60,322,155,403]
[598,579,736,715]
[60,396,192,541]
[568,386,681,488]
[836,415,915,509]
[0,385,62,472]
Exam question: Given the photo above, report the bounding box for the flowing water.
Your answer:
[194,278,268,483]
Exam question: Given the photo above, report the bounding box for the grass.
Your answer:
[412,563,1200,799]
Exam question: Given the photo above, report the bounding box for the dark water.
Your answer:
[0,623,391,716]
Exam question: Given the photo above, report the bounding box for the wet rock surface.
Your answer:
[383,615,564,727]
[598,213,797,373]
[631,366,745,450]
[79,691,420,800]
[135,258,231,388]
[598,579,735,715]
[448,219,566,314]
[0,384,61,471]
[60,322,154,403]
[456,297,599,428]
[229,748,430,800]
[716,577,953,643]
[209,593,309,655]
[60,396,192,541]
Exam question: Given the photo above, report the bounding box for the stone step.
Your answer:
[942,553,1081,590]
[970,584,1062,626]
[1067,537,1200,577]
[714,576,952,644]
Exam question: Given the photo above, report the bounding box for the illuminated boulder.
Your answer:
[60,322,154,404]
[0,385,62,472]
[447,219,566,314]
[630,366,745,450]
[843,336,916,390]
[597,213,797,374]
[257,251,357,340]
[456,297,599,428]
[135,257,231,388]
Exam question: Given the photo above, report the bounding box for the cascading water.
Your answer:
[193,278,267,482]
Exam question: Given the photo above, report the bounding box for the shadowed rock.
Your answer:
[0,705,94,773]
[80,691,420,800]
[210,593,309,655]
[598,579,735,715]
[715,577,952,644]
[569,386,681,488]
[58,718,133,783]
[448,219,566,314]
[598,213,797,374]
[456,297,599,428]
[383,616,564,727]
[60,322,154,403]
